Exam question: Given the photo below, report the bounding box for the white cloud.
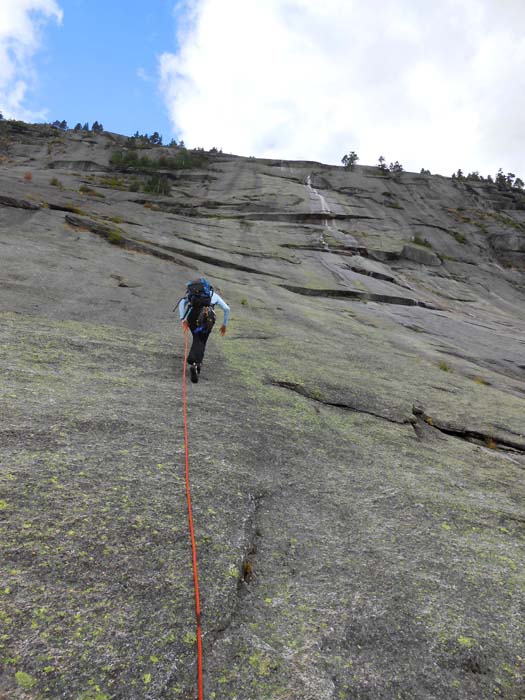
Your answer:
[0,0,63,120]
[159,0,525,176]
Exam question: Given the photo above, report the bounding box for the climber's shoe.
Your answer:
[190,364,199,383]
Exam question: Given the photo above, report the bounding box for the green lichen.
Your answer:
[457,635,476,648]
[15,670,37,689]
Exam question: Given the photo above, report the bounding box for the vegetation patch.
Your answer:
[110,148,208,171]
[79,184,105,198]
[491,212,525,232]
[107,230,124,245]
[453,231,467,244]
[413,234,433,248]
[98,176,127,190]
[48,202,88,215]
[143,174,171,196]
[15,671,37,689]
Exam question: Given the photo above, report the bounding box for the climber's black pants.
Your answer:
[187,328,210,366]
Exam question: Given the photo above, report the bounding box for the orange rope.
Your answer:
[182,326,204,699]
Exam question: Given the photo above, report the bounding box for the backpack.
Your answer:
[184,278,216,333]
[186,278,213,307]
[195,305,216,334]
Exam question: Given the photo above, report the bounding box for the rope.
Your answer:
[182,326,204,699]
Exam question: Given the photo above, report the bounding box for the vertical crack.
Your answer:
[205,492,265,645]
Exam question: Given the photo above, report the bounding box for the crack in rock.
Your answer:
[412,405,525,453]
[48,202,93,214]
[411,218,457,235]
[342,263,414,291]
[172,233,300,264]
[270,380,411,426]
[135,239,284,275]
[280,284,439,309]
[65,214,197,269]
[230,334,276,341]
[130,200,376,225]
[280,242,368,256]
[206,493,265,646]
[0,194,40,210]
[368,249,402,262]
[344,264,397,284]
[48,160,108,172]
[239,212,377,224]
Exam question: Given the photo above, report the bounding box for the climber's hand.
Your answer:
[219,325,227,336]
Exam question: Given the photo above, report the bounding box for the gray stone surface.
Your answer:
[1,121,524,700]
[401,242,442,266]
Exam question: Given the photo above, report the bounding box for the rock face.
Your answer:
[1,121,524,700]
[400,242,442,266]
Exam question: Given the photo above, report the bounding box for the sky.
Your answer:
[0,0,524,177]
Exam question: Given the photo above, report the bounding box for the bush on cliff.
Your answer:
[110,148,207,171]
[143,174,171,196]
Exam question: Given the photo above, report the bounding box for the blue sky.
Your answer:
[36,0,180,139]
[5,0,183,141]
[1,1,524,176]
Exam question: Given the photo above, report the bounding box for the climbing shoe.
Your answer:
[190,364,199,383]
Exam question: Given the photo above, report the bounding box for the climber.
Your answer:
[178,278,230,383]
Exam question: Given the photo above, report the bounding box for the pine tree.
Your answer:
[495,168,507,190]
[377,156,388,172]
[506,172,515,188]
[389,161,403,174]
[341,151,359,169]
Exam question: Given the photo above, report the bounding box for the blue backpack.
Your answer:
[186,278,213,307]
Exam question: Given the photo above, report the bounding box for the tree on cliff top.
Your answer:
[341,151,359,169]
